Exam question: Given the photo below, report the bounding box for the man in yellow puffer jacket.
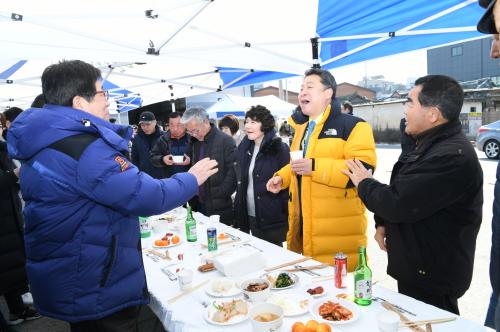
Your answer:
[267,68,376,271]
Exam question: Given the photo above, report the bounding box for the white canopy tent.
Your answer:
[206,94,296,120]
[0,0,486,110]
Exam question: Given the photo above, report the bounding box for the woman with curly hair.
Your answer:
[234,105,290,245]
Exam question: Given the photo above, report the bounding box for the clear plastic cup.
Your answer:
[176,268,194,291]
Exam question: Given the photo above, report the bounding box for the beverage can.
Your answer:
[207,227,218,252]
[334,252,348,288]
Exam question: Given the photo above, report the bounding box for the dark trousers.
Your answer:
[70,305,141,332]
[248,216,287,247]
[397,281,459,315]
[0,291,26,330]
[485,292,500,329]
[4,291,25,315]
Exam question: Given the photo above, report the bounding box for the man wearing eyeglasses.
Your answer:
[181,107,237,225]
[6,60,218,332]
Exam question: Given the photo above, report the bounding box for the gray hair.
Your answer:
[181,107,209,124]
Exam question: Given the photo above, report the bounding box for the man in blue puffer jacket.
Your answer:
[7,60,218,332]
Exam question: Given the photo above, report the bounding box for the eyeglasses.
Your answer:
[186,126,201,136]
[94,90,109,100]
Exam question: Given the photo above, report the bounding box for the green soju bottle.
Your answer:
[185,205,197,242]
[354,246,372,305]
[138,216,151,238]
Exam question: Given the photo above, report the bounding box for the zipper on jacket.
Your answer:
[100,235,117,287]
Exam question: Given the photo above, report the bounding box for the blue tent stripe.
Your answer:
[217,67,297,89]
[0,60,27,79]
[317,0,483,69]
[103,80,142,113]
[215,111,246,118]
[219,0,484,89]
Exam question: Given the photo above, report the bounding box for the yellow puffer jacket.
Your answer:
[276,102,376,271]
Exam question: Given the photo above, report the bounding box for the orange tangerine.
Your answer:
[317,323,332,332]
[171,235,180,244]
[306,319,319,332]
[291,322,307,332]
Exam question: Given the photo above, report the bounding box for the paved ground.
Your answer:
[0,145,494,331]
[0,299,165,332]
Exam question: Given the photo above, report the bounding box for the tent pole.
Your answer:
[311,37,320,68]
[157,0,213,53]
[221,70,254,90]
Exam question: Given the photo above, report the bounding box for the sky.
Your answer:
[278,49,428,93]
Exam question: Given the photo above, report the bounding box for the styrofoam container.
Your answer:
[213,247,265,277]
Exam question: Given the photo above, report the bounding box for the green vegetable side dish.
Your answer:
[275,272,294,288]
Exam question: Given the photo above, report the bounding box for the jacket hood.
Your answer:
[7,104,132,160]
[240,128,282,154]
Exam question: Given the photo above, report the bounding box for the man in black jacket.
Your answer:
[181,107,237,224]
[131,111,165,179]
[342,75,483,315]
[150,112,191,178]
[477,0,500,329]
[0,120,41,329]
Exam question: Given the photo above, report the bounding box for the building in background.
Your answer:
[253,86,299,105]
[357,75,407,97]
[428,37,500,82]
[336,82,376,103]
[427,37,500,130]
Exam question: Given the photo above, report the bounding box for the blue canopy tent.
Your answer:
[218,0,485,89]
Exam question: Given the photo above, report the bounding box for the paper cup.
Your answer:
[377,310,400,332]
[290,150,303,160]
[177,269,193,290]
[209,215,220,223]
[172,155,184,163]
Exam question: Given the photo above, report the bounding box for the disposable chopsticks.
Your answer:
[167,279,210,304]
[264,256,311,272]
[401,317,456,326]
[285,263,329,272]
[382,302,426,332]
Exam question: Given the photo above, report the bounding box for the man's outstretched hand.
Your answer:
[188,158,218,185]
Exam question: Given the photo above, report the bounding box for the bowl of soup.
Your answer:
[249,303,283,332]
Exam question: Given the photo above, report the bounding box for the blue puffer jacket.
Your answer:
[7,105,198,323]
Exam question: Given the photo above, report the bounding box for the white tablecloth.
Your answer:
[142,211,488,332]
